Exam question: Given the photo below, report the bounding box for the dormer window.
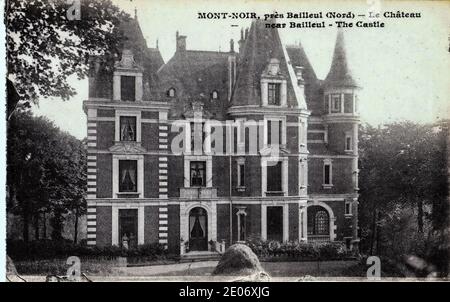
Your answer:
[121,76,136,102]
[211,90,219,100]
[268,83,281,105]
[113,49,143,102]
[167,88,176,98]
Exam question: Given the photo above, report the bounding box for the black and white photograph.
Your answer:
[2,0,449,286]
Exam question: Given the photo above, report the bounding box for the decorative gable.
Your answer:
[115,49,143,72]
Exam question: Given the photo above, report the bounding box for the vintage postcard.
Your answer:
[2,0,449,286]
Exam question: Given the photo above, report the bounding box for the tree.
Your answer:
[6,0,128,117]
[7,111,87,242]
[358,122,448,276]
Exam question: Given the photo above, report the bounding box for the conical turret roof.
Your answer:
[324,30,358,88]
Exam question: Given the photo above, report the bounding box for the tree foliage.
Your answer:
[358,121,449,276]
[6,0,129,113]
[7,111,87,242]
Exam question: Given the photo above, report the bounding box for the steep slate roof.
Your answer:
[231,19,304,108]
[323,30,358,88]
[287,44,323,116]
[154,50,231,119]
[118,16,164,96]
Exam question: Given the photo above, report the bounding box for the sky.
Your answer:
[33,0,450,139]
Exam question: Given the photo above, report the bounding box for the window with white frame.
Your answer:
[190,161,206,187]
[121,76,136,101]
[267,161,282,192]
[119,160,138,192]
[237,159,245,188]
[120,116,137,141]
[190,122,205,153]
[266,120,283,146]
[211,90,219,100]
[236,207,247,242]
[331,94,341,113]
[323,159,333,187]
[268,83,281,105]
[345,132,353,151]
[345,200,352,216]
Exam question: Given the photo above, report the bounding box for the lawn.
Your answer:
[113,260,365,278]
[12,258,364,278]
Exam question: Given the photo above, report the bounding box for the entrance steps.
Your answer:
[180,251,222,262]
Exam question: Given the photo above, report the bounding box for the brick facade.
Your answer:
[83,18,360,254]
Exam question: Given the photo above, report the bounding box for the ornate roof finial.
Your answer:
[156,39,159,49]
[134,7,138,20]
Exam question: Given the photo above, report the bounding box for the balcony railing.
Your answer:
[180,187,217,199]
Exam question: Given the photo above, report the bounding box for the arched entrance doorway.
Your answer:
[189,207,208,251]
[307,205,330,242]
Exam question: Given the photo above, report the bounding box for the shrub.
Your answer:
[213,244,265,276]
[7,239,167,261]
[245,238,354,261]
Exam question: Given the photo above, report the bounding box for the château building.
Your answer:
[83,16,360,255]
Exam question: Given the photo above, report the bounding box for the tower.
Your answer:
[323,30,360,248]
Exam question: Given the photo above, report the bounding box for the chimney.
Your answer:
[244,28,249,39]
[238,28,245,53]
[294,65,306,105]
[230,39,234,53]
[176,31,186,52]
[294,66,305,86]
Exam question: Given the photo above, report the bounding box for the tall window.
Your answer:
[237,119,245,145]
[324,163,331,185]
[190,122,205,153]
[121,76,136,101]
[190,161,206,187]
[120,116,137,141]
[267,161,282,192]
[345,134,352,151]
[237,162,245,187]
[119,160,137,192]
[267,120,282,146]
[331,94,341,113]
[268,83,281,105]
[119,209,138,249]
[315,211,329,235]
[307,206,330,236]
[236,208,247,242]
[345,200,352,216]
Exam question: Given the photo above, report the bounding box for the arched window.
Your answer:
[211,90,218,100]
[167,87,176,98]
[307,205,330,236]
[315,211,329,235]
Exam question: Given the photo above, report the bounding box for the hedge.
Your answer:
[7,239,167,261]
[245,238,356,261]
